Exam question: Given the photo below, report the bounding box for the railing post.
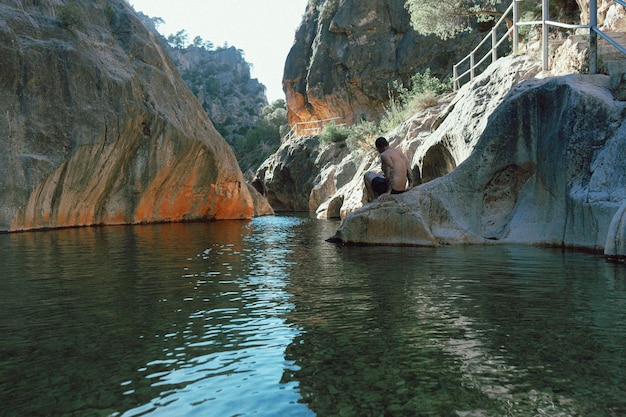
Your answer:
[589,0,598,74]
[470,52,475,81]
[492,28,498,62]
[513,0,519,54]
[542,0,549,71]
[453,64,459,91]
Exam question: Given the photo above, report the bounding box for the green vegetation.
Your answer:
[345,120,379,150]
[320,70,451,151]
[405,0,507,39]
[319,121,349,146]
[235,100,290,173]
[380,69,450,131]
[405,0,580,40]
[103,4,115,24]
[165,30,216,50]
[167,30,189,49]
[516,0,580,42]
[58,1,80,27]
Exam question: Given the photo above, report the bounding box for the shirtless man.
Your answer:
[364,137,413,201]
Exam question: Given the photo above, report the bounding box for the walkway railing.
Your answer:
[453,1,516,90]
[283,111,383,141]
[453,0,626,90]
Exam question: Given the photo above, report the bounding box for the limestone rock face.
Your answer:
[334,60,626,255]
[168,45,268,153]
[259,56,542,219]
[253,135,324,212]
[576,0,626,29]
[246,183,274,217]
[0,0,253,232]
[283,0,481,125]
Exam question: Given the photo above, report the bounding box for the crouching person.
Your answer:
[364,137,412,202]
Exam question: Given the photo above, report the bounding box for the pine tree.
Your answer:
[405,0,504,40]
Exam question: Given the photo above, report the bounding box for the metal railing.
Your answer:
[283,117,344,142]
[283,111,383,141]
[453,0,626,90]
[453,1,516,90]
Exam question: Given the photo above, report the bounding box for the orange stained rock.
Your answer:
[134,158,253,224]
[11,145,253,231]
[210,182,254,220]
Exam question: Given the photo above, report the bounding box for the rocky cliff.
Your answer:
[166,44,268,154]
[283,0,482,126]
[0,0,256,232]
[259,55,626,257]
[136,12,282,174]
[332,56,626,258]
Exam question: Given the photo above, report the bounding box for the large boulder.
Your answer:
[260,56,542,220]
[0,0,253,232]
[253,135,324,212]
[253,133,374,217]
[246,183,274,217]
[333,63,626,255]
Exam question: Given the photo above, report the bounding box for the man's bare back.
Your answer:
[363,137,413,201]
[380,147,410,193]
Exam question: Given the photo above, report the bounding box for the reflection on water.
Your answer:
[1,216,625,416]
[284,244,626,416]
[0,218,314,417]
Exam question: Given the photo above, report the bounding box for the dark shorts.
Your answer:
[371,176,388,194]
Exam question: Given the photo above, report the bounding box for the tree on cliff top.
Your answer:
[405,0,504,39]
[405,0,581,40]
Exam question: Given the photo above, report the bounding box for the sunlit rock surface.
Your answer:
[283,0,481,126]
[246,183,274,217]
[260,56,542,219]
[0,0,253,232]
[254,129,380,218]
[334,58,626,255]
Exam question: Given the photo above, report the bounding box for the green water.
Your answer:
[0,215,625,416]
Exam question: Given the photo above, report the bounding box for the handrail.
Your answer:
[453,0,626,90]
[283,111,384,141]
[596,30,626,55]
[453,2,515,90]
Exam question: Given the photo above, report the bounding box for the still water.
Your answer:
[1,215,625,417]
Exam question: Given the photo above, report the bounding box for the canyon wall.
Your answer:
[283,0,482,126]
[0,0,254,232]
[261,55,626,257]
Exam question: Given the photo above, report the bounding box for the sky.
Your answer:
[129,0,309,102]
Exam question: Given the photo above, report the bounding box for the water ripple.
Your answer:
[2,218,626,417]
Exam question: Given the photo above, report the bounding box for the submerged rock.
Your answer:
[0,0,254,232]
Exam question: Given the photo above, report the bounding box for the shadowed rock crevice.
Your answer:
[480,163,536,240]
[421,143,457,183]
